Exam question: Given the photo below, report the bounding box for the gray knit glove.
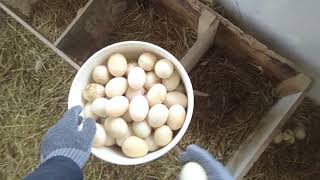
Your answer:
[180,144,234,180]
[40,106,96,168]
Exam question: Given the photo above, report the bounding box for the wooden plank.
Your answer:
[226,92,307,179]
[0,2,80,70]
[276,73,312,97]
[55,0,127,64]
[181,9,219,72]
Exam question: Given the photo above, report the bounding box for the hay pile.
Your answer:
[107,1,197,60]
[0,12,76,179]
[246,99,320,180]
[30,0,87,41]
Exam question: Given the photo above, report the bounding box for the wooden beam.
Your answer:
[0,2,80,70]
[226,92,306,179]
[276,73,311,97]
[181,9,219,72]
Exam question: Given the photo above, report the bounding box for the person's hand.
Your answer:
[40,106,96,168]
[180,144,234,180]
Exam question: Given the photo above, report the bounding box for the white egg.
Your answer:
[144,71,161,90]
[273,132,283,144]
[103,117,112,132]
[83,103,99,120]
[107,117,129,138]
[93,123,107,147]
[129,95,149,122]
[116,127,133,146]
[154,59,174,79]
[179,162,208,180]
[167,104,186,130]
[147,104,169,128]
[146,83,167,106]
[175,83,186,93]
[105,96,129,117]
[107,53,127,76]
[82,83,105,102]
[125,87,146,101]
[164,91,188,108]
[138,52,157,71]
[128,67,146,89]
[132,121,151,138]
[126,62,138,76]
[105,132,116,146]
[144,135,160,152]
[154,125,173,146]
[294,126,306,140]
[92,65,111,85]
[122,111,133,123]
[162,71,181,91]
[105,77,128,98]
[122,136,148,158]
[91,98,108,117]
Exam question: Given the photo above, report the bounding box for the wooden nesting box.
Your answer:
[0,0,311,179]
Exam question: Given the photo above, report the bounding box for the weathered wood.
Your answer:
[55,0,127,64]
[181,9,219,72]
[226,92,307,179]
[0,2,80,70]
[157,0,301,83]
[276,73,311,97]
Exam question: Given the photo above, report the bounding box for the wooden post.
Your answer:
[181,9,219,72]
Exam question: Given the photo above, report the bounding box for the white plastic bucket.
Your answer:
[68,41,194,165]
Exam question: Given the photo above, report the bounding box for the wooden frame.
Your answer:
[0,0,311,179]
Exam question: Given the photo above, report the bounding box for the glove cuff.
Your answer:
[42,148,90,168]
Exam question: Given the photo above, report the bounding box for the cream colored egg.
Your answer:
[105,77,128,98]
[144,71,161,90]
[154,125,173,146]
[147,104,169,128]
[108,117,128,138]
[294,126,306,140]
[122,111,133,123]
[92,65,111,85]
[91,98,108,117]
[128,67,146,89]
[105,96,129,117]
[103,117,112,132]
[122,136,148,158]
[116,127,133,146]
[147,83,167,106]
[83,103,99,120]
[282,129,294,141]
[105,133,115,146]
[175,83,186,93]
[82,83,105,102]
[126,62,138,76]
[125,87,146,101]
[132,121,151,138]
[164,91,187,108]
[179,162,208,180]
[272,132,283,144]
[129,95,149,122]
[93,123,107,147]
[145,135,160,152]
[154,59,174,79]
[138,52,157,71]
[162,71,181,91]
[167,104,186,130]
[107,53,127,76]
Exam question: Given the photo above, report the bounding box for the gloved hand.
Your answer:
[40,106,96,168]
[180,144,234,180]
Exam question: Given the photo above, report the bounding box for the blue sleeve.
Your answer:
[24,156,83,180]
